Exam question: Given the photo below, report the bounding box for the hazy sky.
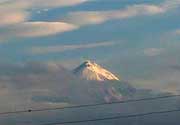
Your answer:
[0,0,180,92]
[1,1,180,124]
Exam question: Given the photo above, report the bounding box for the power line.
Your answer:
[40,108,180,125]
[0,94,179,116]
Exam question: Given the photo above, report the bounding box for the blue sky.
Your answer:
[0,0,180,92]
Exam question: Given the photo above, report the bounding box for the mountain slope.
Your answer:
[73,60,120,81]
[0,61,166,110]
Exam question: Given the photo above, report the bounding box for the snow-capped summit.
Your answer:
[73,60,120,81]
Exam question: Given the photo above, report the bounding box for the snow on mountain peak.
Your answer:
[73,60,120,81]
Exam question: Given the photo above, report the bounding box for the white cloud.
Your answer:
[143,48,164,57]
[29,41,116,54]
[0,0,88,41]
[15,22,77,37]
[63,0,180,26]
[63,4,164,26]
[0,11,28,26]
[0,22,77,40]
[174,29,180,35]
[64,11,107,26]
[1,0,88,9]
[0,0,88,25]
[27,0,88,8]
[161,0,180,10]
[0,1,29,26]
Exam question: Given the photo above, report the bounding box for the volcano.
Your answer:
[73,60,120,81]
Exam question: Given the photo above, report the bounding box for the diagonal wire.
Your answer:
[0,94,179,116]
[39,108,180,125]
